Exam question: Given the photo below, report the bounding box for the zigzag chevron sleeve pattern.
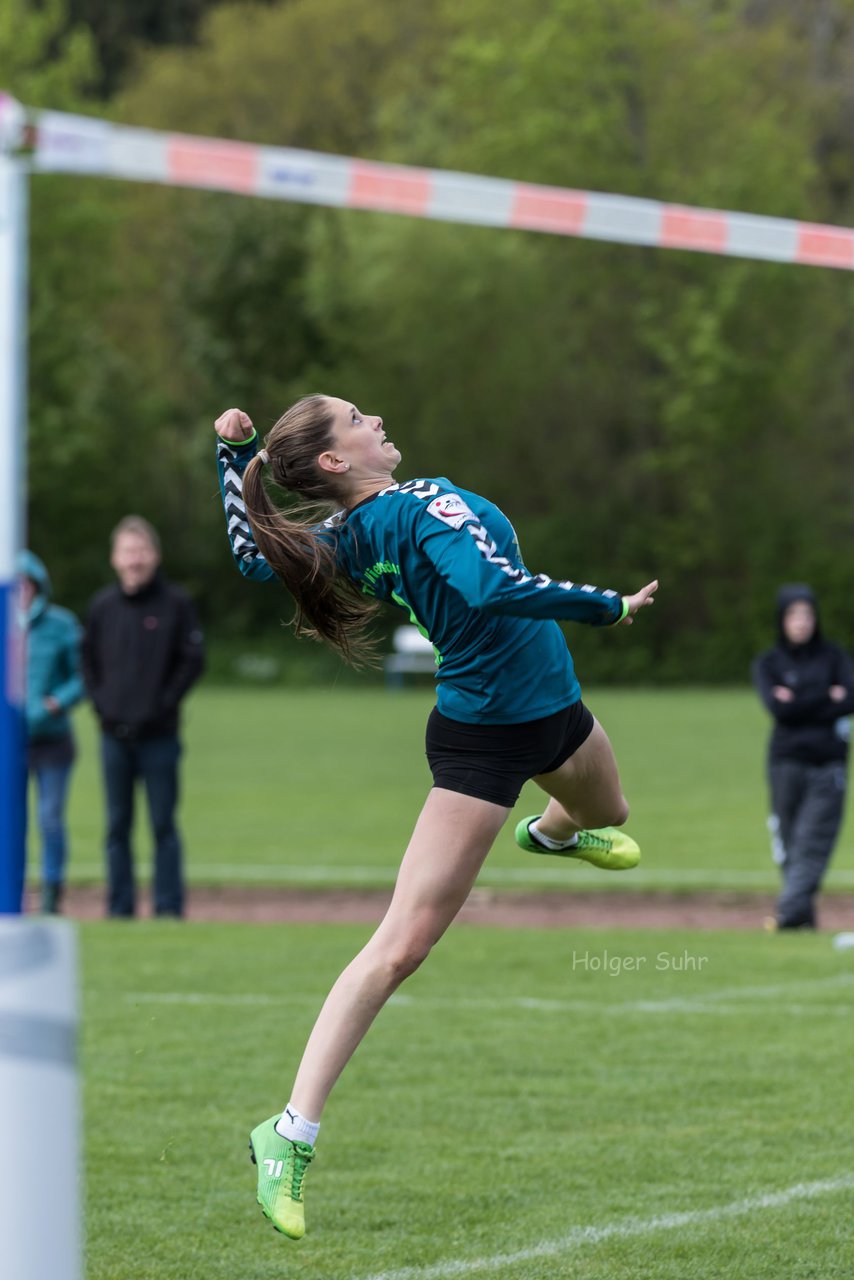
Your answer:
[403,481,623,625]
[216,436,277,583]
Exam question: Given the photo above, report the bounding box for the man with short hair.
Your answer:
[82,516,205,918]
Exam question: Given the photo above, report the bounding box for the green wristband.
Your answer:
[616,596,630,624]
[216,427,257,446]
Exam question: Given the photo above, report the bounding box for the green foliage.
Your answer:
[114,0,447,152]
[21,0,854,678]
[0,0,96,107]
[69,0,227,97]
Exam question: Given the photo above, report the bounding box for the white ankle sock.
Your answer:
[275,1103,320,1147]
[529,821,579,851]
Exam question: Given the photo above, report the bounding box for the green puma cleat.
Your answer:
[515,816,640,871]
[249,1115,315,1239]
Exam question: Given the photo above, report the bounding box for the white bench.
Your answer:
[385,625,436,687]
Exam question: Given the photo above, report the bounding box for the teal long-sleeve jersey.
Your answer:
[217,433,626,724]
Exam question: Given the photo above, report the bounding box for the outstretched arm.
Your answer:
[416,497,656,625]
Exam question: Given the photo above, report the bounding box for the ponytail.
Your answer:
[240,399,378,666]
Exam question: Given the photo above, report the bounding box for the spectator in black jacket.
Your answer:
[82,516,205,918]
[752,584,854,929]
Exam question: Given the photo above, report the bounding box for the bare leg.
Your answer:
[532,718,629,842]
[289,787,509,1120]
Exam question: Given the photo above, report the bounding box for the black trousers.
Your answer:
[101,733,184,917]
[768,758,846,928]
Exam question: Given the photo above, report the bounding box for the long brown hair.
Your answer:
[240,395,377,665]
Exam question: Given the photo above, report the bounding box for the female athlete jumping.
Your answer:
[215,396,657,1238]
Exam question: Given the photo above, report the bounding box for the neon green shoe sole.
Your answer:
[249,1115,315,1239]
[515,815,640,871]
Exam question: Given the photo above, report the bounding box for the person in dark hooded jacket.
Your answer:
[18,550,85,913]
[752,584,854,929]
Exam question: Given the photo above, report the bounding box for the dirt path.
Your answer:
[39,884,854,931]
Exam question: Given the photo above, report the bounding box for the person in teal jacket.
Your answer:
[18,550,84,913]
[215,397,657,1240]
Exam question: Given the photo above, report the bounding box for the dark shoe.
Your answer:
[42,882,63,914]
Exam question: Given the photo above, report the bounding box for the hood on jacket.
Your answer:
[17,549,51,618]
[775,582,821,649]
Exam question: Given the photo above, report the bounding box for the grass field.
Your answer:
[82,919,854,1279]
[39,685,854,893]
[58,685,854,1276]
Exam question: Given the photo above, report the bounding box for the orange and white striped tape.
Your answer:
[6,98,854,270]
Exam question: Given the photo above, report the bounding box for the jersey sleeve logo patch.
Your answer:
[425,493,476,530]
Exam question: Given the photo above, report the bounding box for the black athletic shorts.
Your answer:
[425,700,595,809]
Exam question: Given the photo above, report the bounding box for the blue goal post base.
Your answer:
[0,579,25,913]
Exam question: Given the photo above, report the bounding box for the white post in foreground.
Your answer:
[0,100,27,913]
[0,920,81,1279]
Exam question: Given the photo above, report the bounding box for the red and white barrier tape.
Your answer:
[3,95,854,269]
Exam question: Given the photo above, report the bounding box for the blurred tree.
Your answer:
[0,0,129,613]
[114,0,447,152]
[0,0,96,107]
[300,0,852,678]
[20,0,854,679]
[68,0,228,96]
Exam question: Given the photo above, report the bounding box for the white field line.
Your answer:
[64,860,854,887]
[628,970,854,1009]
[113,993,853,1019]
[99,971,854,1015]
[357,1174,854,1280]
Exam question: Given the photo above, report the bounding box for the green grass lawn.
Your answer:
[37,684,854,893]
[82,919,854,1279]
